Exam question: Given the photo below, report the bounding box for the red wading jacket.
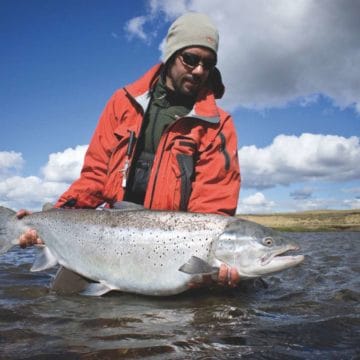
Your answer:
[55,64,241,216]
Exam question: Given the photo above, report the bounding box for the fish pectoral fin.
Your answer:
[51,266,91,294]
[80,282,113,296]
[178,256,218,275]
[31,246,58,272]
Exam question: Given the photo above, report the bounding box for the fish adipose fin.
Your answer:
[179,256,218,275]
[80,282,113,296]
[51,266,92,294]
[31,246,58,271]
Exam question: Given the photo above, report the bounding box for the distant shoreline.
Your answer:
[238,209,360,232]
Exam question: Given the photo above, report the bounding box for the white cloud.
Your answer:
[342,187,360,195]
[124,16,148,41]
[242,192,268,206]
[344,198,360,209]
[1,139,358,212]
[292,197,334,212]
[148,0,188,18]
[133,0,360,112]
[42,145,87,182]
[237,191,275,213]
[0,175,68,210]
[0,151,24,176]
[0,146,87,210]
[239,134,360,189]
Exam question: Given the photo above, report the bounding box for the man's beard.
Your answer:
[174,75,202,98]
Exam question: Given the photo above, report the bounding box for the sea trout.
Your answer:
[0,206,304,296]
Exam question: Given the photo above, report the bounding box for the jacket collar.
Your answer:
[124,63,222,124]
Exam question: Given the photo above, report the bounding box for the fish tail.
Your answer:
[0,206,17,254]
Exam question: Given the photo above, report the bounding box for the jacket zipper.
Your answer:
[121,130,136,188]
[120,88,152,191]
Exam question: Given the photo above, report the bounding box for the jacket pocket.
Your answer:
[218,132,230,171]
[170,139,197,211]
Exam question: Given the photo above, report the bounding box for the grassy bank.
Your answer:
[238,209,360,232]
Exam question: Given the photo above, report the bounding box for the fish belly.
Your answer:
[34,220,218,296]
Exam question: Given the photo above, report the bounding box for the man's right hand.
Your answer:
[16,209,44,248]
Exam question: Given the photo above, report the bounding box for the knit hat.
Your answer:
[163,12,219,64]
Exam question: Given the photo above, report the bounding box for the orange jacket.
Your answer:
[55,64,241,215]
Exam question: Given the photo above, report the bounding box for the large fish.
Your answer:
[0,205,304,296]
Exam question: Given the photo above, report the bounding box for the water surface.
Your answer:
[0,232,359,359]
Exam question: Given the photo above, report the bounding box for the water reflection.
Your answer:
[0,232,359,359]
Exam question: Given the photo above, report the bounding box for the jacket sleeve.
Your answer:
[55,91,122,208]
[187,114,241,216]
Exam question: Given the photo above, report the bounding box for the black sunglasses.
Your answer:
[179,52,216,71]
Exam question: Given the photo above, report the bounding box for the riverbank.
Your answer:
[238,209,360,231]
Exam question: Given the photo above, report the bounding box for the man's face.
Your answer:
[165,46,216,97]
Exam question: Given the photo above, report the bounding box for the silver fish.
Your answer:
[0,205,304,296]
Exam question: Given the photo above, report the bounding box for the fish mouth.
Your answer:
[260,244,304,268]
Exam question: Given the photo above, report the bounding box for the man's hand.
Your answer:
[217,263,240,287]
[188,263,240,289]
[16,209,44,248]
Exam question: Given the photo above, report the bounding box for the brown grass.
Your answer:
[238,209,360,231]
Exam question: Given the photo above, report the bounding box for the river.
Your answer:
[0,232,359,359]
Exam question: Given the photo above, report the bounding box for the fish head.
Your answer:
[213,218,304,278]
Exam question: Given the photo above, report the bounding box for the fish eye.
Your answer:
[263,237,273,246]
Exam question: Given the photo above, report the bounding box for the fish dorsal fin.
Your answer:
[110,201,145,211]
[31,246,58,272]
[42,202,54,211]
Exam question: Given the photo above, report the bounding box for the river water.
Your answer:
[0,232,359,359]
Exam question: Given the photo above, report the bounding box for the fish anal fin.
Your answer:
[80,282,113,296]
[51,266,91,294]
[31,246,58,272]
[179,256,218,275]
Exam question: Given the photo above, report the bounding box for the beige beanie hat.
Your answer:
[163,12,219,64]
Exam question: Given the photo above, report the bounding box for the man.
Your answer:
[18,12,241,286]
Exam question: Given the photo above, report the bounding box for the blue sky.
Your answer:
[1,0,359,213]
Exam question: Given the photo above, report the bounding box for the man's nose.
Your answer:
[191,63,206,75]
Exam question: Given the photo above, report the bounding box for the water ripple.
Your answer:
[0,232,359,359]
